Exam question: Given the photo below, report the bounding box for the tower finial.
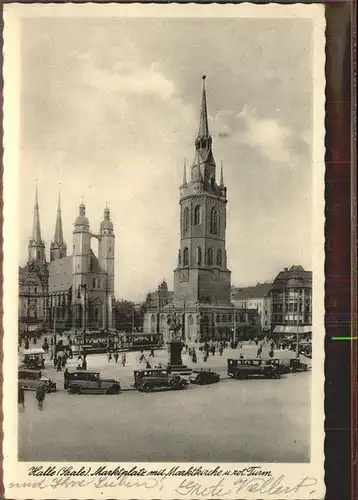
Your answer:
[183,158,187,185]
[220,161,224,187]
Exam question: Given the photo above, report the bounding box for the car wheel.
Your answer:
[180,380,189,390]
[71,384,81,394]
[142,383,151,392]
[199,378,205,386]
[169,378,177,387]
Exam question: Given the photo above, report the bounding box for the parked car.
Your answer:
[289,358,309,372]
[133,369,189,392]
[227,358,281,380]
[18,368,57,393]
[189,370,220,385]
[67,370,121,394]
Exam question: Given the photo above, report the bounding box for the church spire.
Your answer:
[220,161,224,187]
[50,187,67,261]
[54,190,64,244]
[198,75,209,138]
[182,158,187,185]
[28,187,46,264]
[194,75,213,155]
[32,187,42,242]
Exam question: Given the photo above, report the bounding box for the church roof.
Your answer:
[48,256,73,292]
[30,187,44,243]
[231,283,273,300]
[198,75,209,138]
[89,250,105,273]
[19,266,43,286]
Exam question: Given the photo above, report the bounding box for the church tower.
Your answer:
[98,206,115,329]
[173,76,231,307]
[72,201,91,328]
[28,187,46,264]
[50,191,67,261]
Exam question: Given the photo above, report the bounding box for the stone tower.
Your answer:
[173,76,231,307]
[28,188,46,264]
[98,206,115,329]
[72,201,90,328]
[50,191,67,261]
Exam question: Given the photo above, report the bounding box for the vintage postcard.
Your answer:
[2,3,326,499]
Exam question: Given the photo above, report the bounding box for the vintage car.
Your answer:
[133,369,189,392]
[19,348,46,369]
[189,369,220,385]
[289,358,309,372]
[227,358,281,380]
[67,370,121,394]
[18,368,57,393]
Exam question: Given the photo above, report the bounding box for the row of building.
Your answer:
[144,263,312,343]
[18,76,312,342]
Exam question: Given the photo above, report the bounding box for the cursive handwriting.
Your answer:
[175,478,231,498]
[234,475,318,496]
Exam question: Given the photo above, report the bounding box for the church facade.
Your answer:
[144,77,236,342]
[19,190,115,334]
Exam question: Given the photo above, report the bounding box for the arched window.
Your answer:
[210,207,219,234]
[216,249,222,266]
[178,249,181,265]
[222,315,227,323]
[197,246,202,265]
[92,278,96,288]
[207,247,213,265]
[183,247,189,266]
[194,205,201,225]
[183,207,189,234]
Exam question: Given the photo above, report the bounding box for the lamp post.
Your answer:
[233,305,237,343]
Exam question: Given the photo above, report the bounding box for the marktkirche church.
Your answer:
[18,191,115,334]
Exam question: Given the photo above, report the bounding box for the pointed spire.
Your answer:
[220,161,224,186]
[183,158,187,185]
[54,189,64,244]
[198,75,209,138]
[32,186,42,242]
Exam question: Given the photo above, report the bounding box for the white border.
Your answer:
[2,4,326,499]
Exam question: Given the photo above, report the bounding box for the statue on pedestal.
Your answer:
[167,311,184,367]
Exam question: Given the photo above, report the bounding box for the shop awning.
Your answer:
[273,325,312,334]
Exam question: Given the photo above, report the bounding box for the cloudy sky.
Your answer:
[19,14,314,301]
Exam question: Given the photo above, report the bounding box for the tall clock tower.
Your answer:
[173,76,231,309]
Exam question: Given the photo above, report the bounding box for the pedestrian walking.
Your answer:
[114,352,119,364]
[122,353,126,367]
[150,348,155,357]
[269,349,274,358]
[64,368,69,390]
[18,384,25,409]
[146,361,151,369]
[192,349,197,363]
[82,358,87,370]
[36,384,46,410]
[25,339,29,350]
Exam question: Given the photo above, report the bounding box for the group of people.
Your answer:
[18,383,46,411]
[107,351,127,366]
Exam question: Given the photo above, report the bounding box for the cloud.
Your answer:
[242,113,292,164]
[75,52,176,100]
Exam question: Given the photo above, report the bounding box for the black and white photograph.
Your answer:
[3,4,325,499]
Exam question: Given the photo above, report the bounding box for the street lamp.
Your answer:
[232,305,237,343]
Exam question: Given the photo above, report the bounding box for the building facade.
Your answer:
[19,190,116,334]
[18,189,49,333]
[269,265,312,336]
[231,283,273,332]
[144,76,236,342]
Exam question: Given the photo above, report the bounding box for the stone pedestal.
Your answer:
[168,339,192,375]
